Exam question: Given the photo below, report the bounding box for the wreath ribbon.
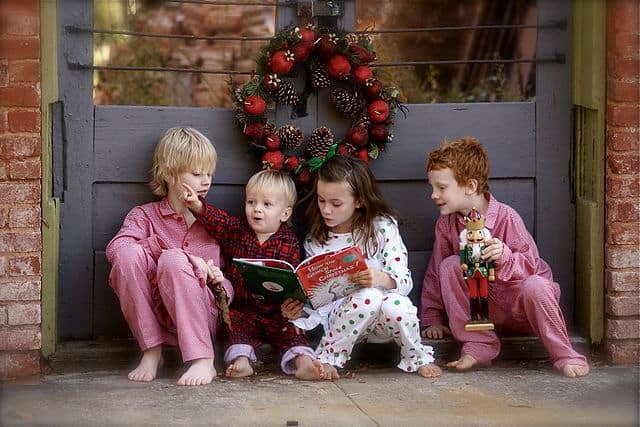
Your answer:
[307,143,338,172]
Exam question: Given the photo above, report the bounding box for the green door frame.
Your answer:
[572,0,606,343]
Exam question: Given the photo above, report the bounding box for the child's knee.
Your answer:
[381,295,417,317]
[439,255,461,277]
[520,276,560,303]
[350,287,385,308]
[157,248,190,274]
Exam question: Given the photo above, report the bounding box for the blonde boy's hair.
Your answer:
[149,127,217,197]
[246,169,297,207]
[426,136,490,194]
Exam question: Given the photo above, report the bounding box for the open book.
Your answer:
[233,246,368,309]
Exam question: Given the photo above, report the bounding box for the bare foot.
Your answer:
[177,357,216,386]
[320,363,340,380]
[225,356,254,378]
[418,363,442,378]
[128,345,163,382]
[294,356,325,381]
[446,354,478,371]
[562,364,590,378]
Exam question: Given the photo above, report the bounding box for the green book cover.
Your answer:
[233,259,308,304]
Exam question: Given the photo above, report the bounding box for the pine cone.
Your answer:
[352,109,373,129]
[276,125,304,151]
[330,88,364,118]
[273,81,300,106]
[306,127,334,158]
[311,62,330,91]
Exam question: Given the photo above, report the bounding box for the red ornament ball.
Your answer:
[369,123,389,142]
[269,50,294,75]
[264,134,280,151]
[293,41,314,63]
[284,156,301,172]
[243,122,265,140]
[299,27,316,43]
[244,95,266,115]
[261,150,285,170]
[365,79,384,100]
[327,55,352,80]
[346,126,369,147]
[367,100,390,123]
[355,148,370,164]
[316,33,338,59]
[349,44,376,64]
[353,66,373,85]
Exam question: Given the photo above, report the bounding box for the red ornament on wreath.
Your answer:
[231,25,405,193]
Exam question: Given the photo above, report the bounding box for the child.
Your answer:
[421,136,590,378]
[182,169,331,380]
[106,127,232,386]
[284,155,442,378]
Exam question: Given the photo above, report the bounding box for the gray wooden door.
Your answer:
[57,1,574,339]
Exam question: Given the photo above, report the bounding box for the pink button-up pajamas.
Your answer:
[106,199,233,363]
[421,193,587,370]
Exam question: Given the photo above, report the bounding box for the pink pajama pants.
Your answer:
[109,246,220,362]
[438,255,587,370]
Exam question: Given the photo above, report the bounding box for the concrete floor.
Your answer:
[1,342,638,427]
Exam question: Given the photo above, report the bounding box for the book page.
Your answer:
[233,258,295,271]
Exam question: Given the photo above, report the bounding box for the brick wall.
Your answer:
[0,0,42,378]
[605,0,640,365]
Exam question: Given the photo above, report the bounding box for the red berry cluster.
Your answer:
[233,25,401,192]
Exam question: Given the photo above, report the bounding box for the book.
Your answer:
[233,246,368,309]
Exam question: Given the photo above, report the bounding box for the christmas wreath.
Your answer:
[232,24,402,190]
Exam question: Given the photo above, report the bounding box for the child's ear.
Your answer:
[281,206,293,223]
[465,179,479,195]
[355,199,363,209]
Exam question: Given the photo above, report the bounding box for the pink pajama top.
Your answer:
[421,193,553,326]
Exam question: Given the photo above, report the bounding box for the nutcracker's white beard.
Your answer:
[470,243,482,262]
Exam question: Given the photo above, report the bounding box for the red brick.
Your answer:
[7,302,40,325]
[8,255,40,276]
[607,222,640,244]
[0,38,39,60]
[606,295,640,316]
[8,158,41,179]
[606,246,640,269]
[8,206,40,228]
[7,110,40,132]
[0,325,40,350]
[609,55,640,80]
[0,135,41,158]
[0,86,40,107]
[607,269,640,292]
[8,60,40,82]
[607,79,640,103]
[0,182,40,203]
[606,198,640,222]
[0,350,40,378]
[607,152,639,174]
[607,319,640,339]
[607,128,640,152]
[607,103,640,127]
[0,14,39,36]
[608,0,640,35]
[0,59,7,86]
[606,340,640,365]
[0,280,40,300]
[609,32,640,60]
[0,0,39,15]
[0,110,8,133]
[0,232,41,252]
[607,175,640,197]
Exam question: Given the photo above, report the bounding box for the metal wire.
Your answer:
[356,21,566,35]
[66,26,272,42]
[164,0,287,5]
[69,63,253,75]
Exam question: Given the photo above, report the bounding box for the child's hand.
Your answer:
[350,268,396,290]
[421,324,451,340]
[482,238,504,262]
[281,298,304,320]
[206,260,226,285]
[181,183,204,214]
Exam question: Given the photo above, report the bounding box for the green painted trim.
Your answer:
[41,0,60,357]
[572,0,606,344]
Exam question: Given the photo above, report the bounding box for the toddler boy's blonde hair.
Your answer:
[246,169,297,208]
[150,127,217,197]
[426,136,490,194]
